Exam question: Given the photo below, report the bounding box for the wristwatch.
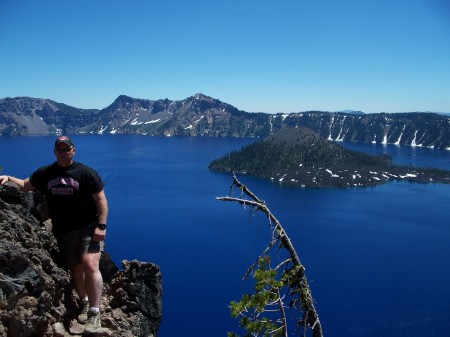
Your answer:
[97,223,107,230]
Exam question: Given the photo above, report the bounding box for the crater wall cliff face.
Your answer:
[1,95,449,149]
[0,184,162,337]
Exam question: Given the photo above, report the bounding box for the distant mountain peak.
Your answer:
[114,94,146,103]
[337,109,365,115]
[117,94,132,99]
[189,93,219,103]
[193,93,209,99]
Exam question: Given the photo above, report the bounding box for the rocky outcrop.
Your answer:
[0,184,162,337]
[0,97,101,136]
[2,94,449,149]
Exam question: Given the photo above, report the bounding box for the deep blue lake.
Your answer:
[1,135,449,337]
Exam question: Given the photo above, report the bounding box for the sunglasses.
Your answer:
[55,147,73,153]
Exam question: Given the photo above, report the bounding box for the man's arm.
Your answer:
[0,175,36,192]
[93,189,108,224]
[92,189,108,241]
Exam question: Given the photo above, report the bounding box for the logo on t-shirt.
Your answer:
[47,177,80,195]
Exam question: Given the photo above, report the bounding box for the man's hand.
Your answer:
[0,176,35,192]
[92,227,106,242]
[0,175,9,185]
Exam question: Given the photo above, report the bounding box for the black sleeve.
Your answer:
[84,166,105,194]
[29,166,50,193]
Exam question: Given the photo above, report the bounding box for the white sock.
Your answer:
[81,296,88,303]
[89,307,100,312]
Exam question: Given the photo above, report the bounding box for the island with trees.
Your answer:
[209,127,450,188]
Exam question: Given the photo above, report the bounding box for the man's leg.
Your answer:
[82,251,103,308]
[82,251,103,333]
[70,263,87,299]
[70,251,102,325]
[71,262,90,324]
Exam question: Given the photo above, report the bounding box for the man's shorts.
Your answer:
[55,222,105,269]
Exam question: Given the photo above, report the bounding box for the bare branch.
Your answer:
[218,173,324,337]
[274,258,292,271]
[243,238,280,281]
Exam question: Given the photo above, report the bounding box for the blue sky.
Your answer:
[1,0,449,113]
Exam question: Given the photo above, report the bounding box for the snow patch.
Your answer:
[394,125,406,145]
[411,130,423,147]
[130,119,143,126]
[145,119,161,124]
[326,169,339,178]
[194,115,205,123]
[98,122,111,134]
[400,173,417,178]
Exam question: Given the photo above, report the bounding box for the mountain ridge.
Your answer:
[1,94,449,149]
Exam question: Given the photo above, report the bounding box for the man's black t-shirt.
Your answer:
[29,161,104,235]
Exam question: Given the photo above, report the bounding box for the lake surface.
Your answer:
[1,135,449,337]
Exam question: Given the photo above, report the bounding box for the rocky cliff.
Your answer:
[0,184,162,337]
[0,97,100,136]
[1,94,449,149]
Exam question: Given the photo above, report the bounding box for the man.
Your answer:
[0,136,108,334]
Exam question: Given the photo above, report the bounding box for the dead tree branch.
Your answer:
[218,173,323,337]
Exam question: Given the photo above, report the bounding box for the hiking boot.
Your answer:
[77,298,89,324]
[84,310,101,334]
